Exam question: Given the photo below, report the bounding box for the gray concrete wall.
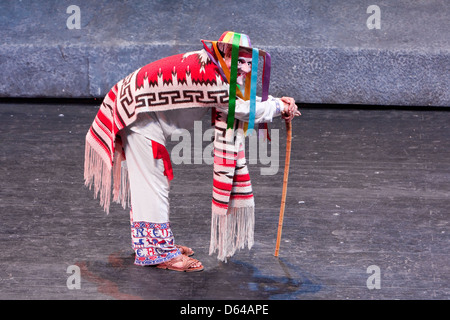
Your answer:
[0,0,449,106]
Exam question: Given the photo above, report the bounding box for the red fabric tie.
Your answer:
[151,140,174,181]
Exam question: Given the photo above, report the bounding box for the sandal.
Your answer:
[175,244,194,257]
[156,254,203,272]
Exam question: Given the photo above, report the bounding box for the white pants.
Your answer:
[121,127,170,223]
[120,128,180,265]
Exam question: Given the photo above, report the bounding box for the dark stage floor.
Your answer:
[0,101,448,300]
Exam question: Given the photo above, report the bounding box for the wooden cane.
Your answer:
[274,120,292,257]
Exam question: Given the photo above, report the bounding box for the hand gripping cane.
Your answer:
[274,120,292,257]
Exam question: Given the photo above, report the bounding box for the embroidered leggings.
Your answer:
[121,128,180,265]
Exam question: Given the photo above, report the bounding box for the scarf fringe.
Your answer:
[209,206,255,262]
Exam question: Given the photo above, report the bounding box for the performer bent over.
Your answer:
[84,31,300,272]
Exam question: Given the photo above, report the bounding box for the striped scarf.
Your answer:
[210,110,255,261]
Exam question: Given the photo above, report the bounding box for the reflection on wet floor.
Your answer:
[76,251,321,300]
[241,259,322,299]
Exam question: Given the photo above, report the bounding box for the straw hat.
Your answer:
[201,31,268,57]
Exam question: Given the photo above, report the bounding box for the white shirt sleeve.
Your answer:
[215,95,285,123]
